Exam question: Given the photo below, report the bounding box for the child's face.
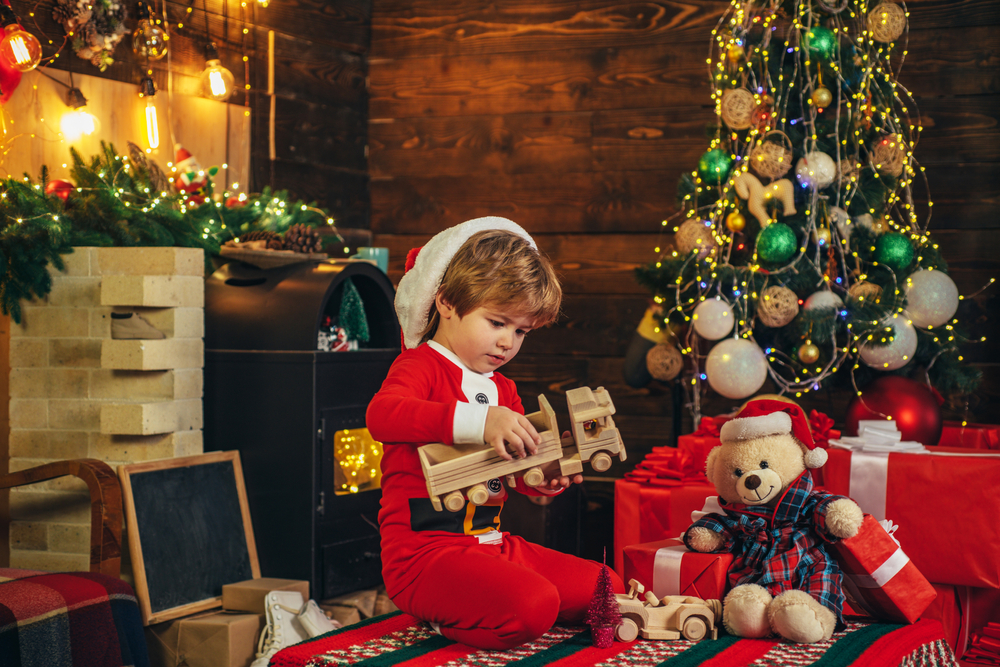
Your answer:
[433,298,536,374]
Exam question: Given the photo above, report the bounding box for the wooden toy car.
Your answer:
[614,579,722,642]
[418,387,628,512]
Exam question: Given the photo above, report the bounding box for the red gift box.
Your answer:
[830,514,936,624]
[622,538,731,600]
[921,584,1000,661]
[937,421,1000,450]
[821,446,1000,589]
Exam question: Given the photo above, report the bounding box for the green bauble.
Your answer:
[805,26,838,60]
[875,232,915,271]
[698,148,734,185]
[757,222,798,263]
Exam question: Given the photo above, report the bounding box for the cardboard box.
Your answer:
[222,578,310,615]
[145,610,263,667]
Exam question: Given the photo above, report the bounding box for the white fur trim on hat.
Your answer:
[395,216,537,350]
[720,412,792,443]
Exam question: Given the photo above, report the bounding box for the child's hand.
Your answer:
[485,406,540,461]
[540,472,584,490]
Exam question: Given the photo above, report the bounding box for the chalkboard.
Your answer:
[119,451,260,625]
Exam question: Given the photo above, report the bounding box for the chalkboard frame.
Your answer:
[118,451,261,625]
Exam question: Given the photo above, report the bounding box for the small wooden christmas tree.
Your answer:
[585,562,622,648]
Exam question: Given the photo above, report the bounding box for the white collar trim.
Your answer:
[427,340,494,378]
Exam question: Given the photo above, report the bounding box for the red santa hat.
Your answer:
[719,398,827,468]
[395,216,536,350]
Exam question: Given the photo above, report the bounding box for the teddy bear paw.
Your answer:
[722,584,772,638]
[768,590,836,644]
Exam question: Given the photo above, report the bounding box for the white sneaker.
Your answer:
[298,599,341,638]
[251,591,310,667]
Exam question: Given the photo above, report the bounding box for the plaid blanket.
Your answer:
[0,568,149,667]
[271,611,956,667]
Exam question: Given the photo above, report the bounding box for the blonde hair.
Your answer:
[419,230,562,344]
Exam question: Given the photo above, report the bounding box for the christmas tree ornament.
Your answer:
[726,210,746,232]
[675,219,717,259]
[697,148,734,185]
[874,232,914,271]
[200,42,235,102]
[52,0,128,71]
[804,25,838,59]
[847,281,882,303]
[756,222,797,263]
[905,269,959,328]
[804,290,844,311]
[871,134,906,176]
[132,2,167,61]
[795,151,837,189]
[44,179,75,202]
[0,7,42,72]
[867,3,907,43]
[646,343,684,381]
[859,312,917,370]
[706,337,769,399]
[734,172,796,227]
[749,132,794,180]
[757,285,799,328]
[798,340,821,364]
[811,86,833,108]
[751,99,773,130]
[693,298,735,340]
[173,144,210,204]
[814,226,832,246]
[830,206,853,238]
[585,563,622,648]
[727,43,745,63]
[845,375,943,447]
[720,88,756,130]
[837,159,858,186]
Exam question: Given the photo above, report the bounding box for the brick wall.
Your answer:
[7,247,204,574]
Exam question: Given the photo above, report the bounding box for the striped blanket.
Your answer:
[271,612,956,667]
[0,568,149,667]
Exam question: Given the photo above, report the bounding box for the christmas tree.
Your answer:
[635,0,981,420]
[585,563,623,648]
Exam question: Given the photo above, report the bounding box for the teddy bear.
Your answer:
[683,398,864,644]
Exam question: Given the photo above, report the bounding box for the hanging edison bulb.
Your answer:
[0,6,42,72]
[200,42,235,102]
[60,87,101,142]
[132,2,168,61]
[139,76,160,150]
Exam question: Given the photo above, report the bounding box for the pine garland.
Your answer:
[0,143,338,323]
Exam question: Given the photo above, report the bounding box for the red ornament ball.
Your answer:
[845,375,943,446]
[225,195,245,208]
[45,179,75,202]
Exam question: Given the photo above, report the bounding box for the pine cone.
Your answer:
[239,230,285,249]
[283,224,324,254]
[52,1,75,25]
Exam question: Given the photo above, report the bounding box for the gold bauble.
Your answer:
[721,88,756,130]
[798,341,821,364]
[646,343,684,381]
[811,86,833,108]
[757,285,799,328]
[871,217,889,234]
[726,211,746,232]
[727,44,745,63]
[848,280,883,303]
[815,227,832,246]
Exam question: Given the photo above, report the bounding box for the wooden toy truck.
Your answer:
[418,387,627,512]
[615,579,722,642]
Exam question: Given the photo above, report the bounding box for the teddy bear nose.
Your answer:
[744,474,762,490]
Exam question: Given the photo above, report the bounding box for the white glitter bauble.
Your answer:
[693,298,735,340]
[905,269,959,328]
[858,313,918,371]
[795,151,837,189]
[675,219,717,259]
[706,338,769,399]
[804,290,844,312]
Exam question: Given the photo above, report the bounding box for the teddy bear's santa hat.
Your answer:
[719,398,828,468]
[395,216,536,350]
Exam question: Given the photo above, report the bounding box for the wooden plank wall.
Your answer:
[369,1,1000,555]
[9,0,370,228]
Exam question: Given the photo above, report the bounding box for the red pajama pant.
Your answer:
[390,535,625,650]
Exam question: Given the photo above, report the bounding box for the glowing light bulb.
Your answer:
[132,2,168,60]
[139,77,159,149]
[199,43,235,101]
[0,7,42,72]
[60,87,100,142]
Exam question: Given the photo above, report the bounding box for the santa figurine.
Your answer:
[174,144,210,205]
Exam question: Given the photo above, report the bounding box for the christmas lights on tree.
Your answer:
[635,0,986,421]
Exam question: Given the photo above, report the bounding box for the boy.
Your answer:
[367,217,624,650]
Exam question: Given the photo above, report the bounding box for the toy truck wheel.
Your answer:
[682,616,708,641]
[443,491,465,512]
[467,483,490,506]
[615,618,639,643]
[523,466,545,488]
[591,452,613,472]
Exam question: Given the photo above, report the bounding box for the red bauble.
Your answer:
[225,195,244,208]
[0,58,21,105]
[45,179,75,202]
[845,376,944,446]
